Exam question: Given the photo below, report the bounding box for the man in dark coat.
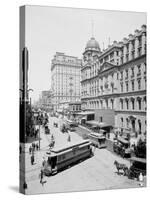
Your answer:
[31,155,34,165]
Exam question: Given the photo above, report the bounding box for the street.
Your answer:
[20,116,144,195]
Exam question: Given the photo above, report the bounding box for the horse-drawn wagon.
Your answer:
[128,157,146,179]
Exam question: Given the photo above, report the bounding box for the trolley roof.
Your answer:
[50,139,91,154]
[86,120,113,128]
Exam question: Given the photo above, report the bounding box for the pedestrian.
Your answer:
[42,157,46,168]
[33,143,36,151]
[36,143,39,151]
[31,154,34,165]
[67,133,71,142]
[139,173,144,187]
[51,134,54,141]
[39,169,44,186]
[29,146,32,154]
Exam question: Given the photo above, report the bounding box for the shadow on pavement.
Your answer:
[9,185,19,193]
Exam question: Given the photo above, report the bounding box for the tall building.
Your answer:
[81,25,146,136]
[51,52,82,111]
[37,90,53,111]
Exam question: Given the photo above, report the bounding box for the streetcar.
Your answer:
[43,140,93,176]
[88,132,106,149]
[113,136,131,158]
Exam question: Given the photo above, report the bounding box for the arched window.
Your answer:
[120,99,123,109]
[131,98,135,110]
[111,99,114,109]
[126,118,129,127]
[131,80,134,91]
[138,79,141,90]
[138,119,141,134]
[121,117,123,127]
[125,98,129,110]
[126,82,128,92]
[137,97,142,110]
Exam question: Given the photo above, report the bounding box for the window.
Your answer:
[121,118,123,127]
[138,99,141,110]
[138,79,141,90]
[132,99,135,110]
[126,118,129,127]
[106,99,108,109]
[121,83,123,92]
[132,81,134,91]
[117,73,119,80]
[120,71,123,80]
[131,67,134,77]
[126,82,128,92]
[121,101,123,109]
[126,54,129,62]
[126,100,129,110]
[120,99,123,110]
[126,69,128,79]
[137,65,141,75]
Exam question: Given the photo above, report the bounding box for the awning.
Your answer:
[118,137,130,144]
[76,111,95,115]
[129,157,146,163]
[86,120,101,126]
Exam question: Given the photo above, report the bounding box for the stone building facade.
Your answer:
[81,25,146,136]
[51,52,82,110]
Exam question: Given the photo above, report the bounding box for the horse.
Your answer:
[114,160,128,176]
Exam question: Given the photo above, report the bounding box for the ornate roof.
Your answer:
[85,37,100,51]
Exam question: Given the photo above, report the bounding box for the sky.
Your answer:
[25,5,146,102]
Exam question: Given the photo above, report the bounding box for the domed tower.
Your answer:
[81,37,101,110]
[83,37,101,63]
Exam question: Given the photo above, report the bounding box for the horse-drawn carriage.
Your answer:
[128,157,146,179]
[113,137,131,158]
[114,157,146,180]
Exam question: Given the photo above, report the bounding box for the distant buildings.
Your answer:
[37,90,53,111]
[81,25,146,136]
[51,52,82,111]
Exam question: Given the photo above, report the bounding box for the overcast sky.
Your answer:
[25,5,146,102]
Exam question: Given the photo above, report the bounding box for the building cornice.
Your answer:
[81,90,146,100]
[115,110,146,116]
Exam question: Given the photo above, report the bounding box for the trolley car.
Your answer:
[88,132,106,148]
[43,140,93,176]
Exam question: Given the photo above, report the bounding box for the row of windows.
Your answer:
[120,63,146,80]
[120,78,146,92]
[120,97,146,111]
